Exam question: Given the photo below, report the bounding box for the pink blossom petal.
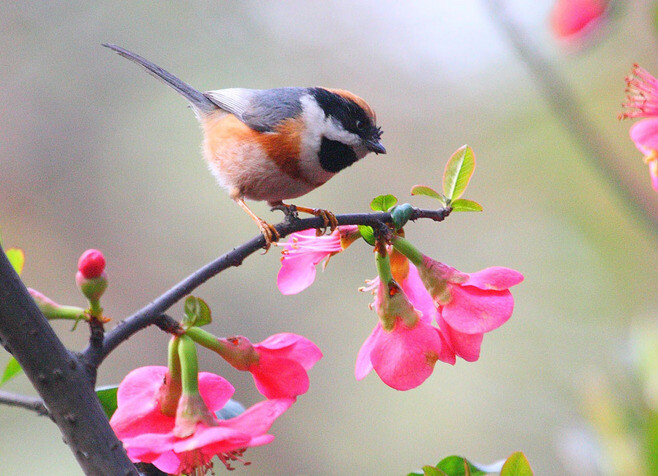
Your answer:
[435,328,457,365]
[250,355,310,399]
[198,372,235,412]
[255,333,323,370]
[550,0,606,40]
[401,264,438,323]
[111,399,173,439]
[277,253,323,295]
[355,323,381,380]
[438,314,483,362]
[219,398,295,436]
[630,118,658,155]
[465,267,524,291]
[370,318,443,391]
[116,366,167,406]
[149,451,181,474]
[172,426,249,453]
[442,285,514,334]
[122,432,177,461]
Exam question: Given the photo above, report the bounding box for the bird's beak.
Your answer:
[365,139,386,155]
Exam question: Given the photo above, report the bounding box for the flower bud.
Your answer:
[77,249,105,279]
[76,249,108,303]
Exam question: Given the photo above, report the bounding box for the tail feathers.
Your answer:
[103,44,217,115]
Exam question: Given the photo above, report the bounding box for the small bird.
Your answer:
[103,44,385,249]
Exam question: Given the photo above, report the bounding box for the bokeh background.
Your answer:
[1,1,656,475]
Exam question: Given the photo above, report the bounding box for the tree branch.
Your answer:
[0,390,49,416]
[0,245,140,476]
[482,0,658,233]
[81,207,450,368]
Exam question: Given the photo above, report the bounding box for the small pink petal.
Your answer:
[256,333,323,370]
[111,399,173,439]
[401,264,438,323]
[116,366,167,406]
[355,324,381,380]
[630,118,658,155]
[219,398,295,436]
[370,319,443,391]
[441,286,514,334]
[250,355,309,399]
[277,254,321,295]
[198,372,235,412]
[172,426,248,453]
[550,0,606,40]
[150,451,182,474]
[435,328,457,365]
[466,267,524,291]
[438,314,483,362]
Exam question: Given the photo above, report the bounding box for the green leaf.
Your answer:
[183,296,212,328]
[6,248,25,276]
[357,225,376,246]
[435,456,488,476]
[451,199,483,212]
[443,145,476,201]
[0,357,23,386]
[500,452,533,476]
[411,185,446,204]
[96,385,118,419]
[390,203,415,229]
[370,194,398,212]
[422,466,447,476]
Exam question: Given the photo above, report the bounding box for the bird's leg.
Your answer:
[270,201,338,236]
[233,196,280,252]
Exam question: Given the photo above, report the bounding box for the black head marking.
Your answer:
[309,88,379,141]
[318,137,359,173]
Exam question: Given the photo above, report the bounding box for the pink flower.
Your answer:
[110,366,293,474]
[417,256,524,336]
[218,333,323,399]
[277,226,359,295]
[550,0,607,42]
[356,276,446,390]
[620,64,658,120]
[77,249,106,279]
[629,118,658,192]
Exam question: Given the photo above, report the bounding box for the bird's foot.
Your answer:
[256,218,280,253]
[270,202,300,224]
[270,202,338,235]
[294,206,338,235]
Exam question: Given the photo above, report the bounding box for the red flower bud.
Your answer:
[77,249,106,279]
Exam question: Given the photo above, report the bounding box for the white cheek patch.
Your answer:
[324,118,361,147]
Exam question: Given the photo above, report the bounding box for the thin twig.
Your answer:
[0,390,49,416]
[81,207,450,368]
[482,0,658,233]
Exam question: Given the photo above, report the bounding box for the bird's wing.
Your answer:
[204,87,307,132]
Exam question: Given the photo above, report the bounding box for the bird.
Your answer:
[103,44,385,250]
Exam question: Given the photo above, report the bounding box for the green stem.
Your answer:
[88,299,103,320]
[168,336,181,383]
[391,236,423,266]
[376,251,393,283]
[177,335,199,396]
[184,327,224,353]
[41,305,86,321]
[160,336,182,416]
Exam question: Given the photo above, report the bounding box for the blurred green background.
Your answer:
[1,1,656,475]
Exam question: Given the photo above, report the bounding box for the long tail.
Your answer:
[103,44,218,115]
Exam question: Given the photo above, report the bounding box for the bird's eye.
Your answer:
[355,120,365,131]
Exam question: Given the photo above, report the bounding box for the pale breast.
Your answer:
[201,112,330,203]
